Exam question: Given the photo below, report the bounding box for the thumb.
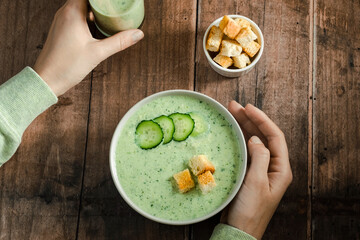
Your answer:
[96,29,144,61]
[247,136,270,180]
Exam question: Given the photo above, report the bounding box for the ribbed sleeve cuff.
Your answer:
[0,67,58,134]
[210,224,257,240]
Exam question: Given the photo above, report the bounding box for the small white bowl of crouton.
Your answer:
[203,15,264,78]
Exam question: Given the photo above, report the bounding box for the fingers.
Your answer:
[228,101,266,143]
[87,11,95,22]
[244,104,288,160]
[244,104,284,140]
[220,207,229,223]
[244,104,291,178]
[229,101,290,175]
[247,136,271,180]
[68,0,88,8]
[228,101,250,140]
[94,29,144,61]
[66,0,88,17]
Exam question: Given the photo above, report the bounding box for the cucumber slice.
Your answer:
[153,115,175,144]
[189,112,209,137]
[135,120,163,149]
[169,113,195,141]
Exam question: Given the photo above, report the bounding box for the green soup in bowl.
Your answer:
[110,90,247,225]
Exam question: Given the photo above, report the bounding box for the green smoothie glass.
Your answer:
[89,0,145,36]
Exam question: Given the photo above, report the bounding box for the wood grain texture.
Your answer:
[77,0,196,239]
[313,0,360,238]
[195,0,310,239]
[0,0,91,239]
[0,0,359,239]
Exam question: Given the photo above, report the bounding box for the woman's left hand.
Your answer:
[34,0,144,96]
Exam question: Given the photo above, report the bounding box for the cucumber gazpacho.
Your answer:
[115,95,242,221]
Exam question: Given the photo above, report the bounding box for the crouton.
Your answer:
[222,34,232,41]
[198,171,216,194]
[213,54,233,68]
[233,53,251,69]
[235,27,258,47]
[234,18,251,30]
[219,40,242,57]
[173,169,195,193]
[242,41,261,57]
[206,26,224,52]
[219,15,241,39]
[189,155,215,176]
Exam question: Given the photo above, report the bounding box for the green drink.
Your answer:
[89,0,145,36]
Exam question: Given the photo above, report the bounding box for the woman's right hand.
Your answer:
[223,101,293,239]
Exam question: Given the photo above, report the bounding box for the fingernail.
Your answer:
[250,136,262,144]
[132,30,144,43]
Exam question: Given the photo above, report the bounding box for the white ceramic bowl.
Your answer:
[203,15,264,78]
[109,90,247,225]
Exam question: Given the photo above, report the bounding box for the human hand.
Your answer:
[222,101,293,239]
[33,0,144,96]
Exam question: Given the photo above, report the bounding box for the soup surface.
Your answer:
[116,95,242,221]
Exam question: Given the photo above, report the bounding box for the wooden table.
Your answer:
[0,0,359,239]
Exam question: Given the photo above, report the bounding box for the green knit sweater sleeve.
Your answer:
[0,67,58,166]
[210,224,257,240]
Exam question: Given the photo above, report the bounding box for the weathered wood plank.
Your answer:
[77,0,196,239]
[0,0,91,239]
[194,0,310,239]
[313,0,360,238]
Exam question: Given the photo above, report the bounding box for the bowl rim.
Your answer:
[109,90,247,225]
[203,14,264,73]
